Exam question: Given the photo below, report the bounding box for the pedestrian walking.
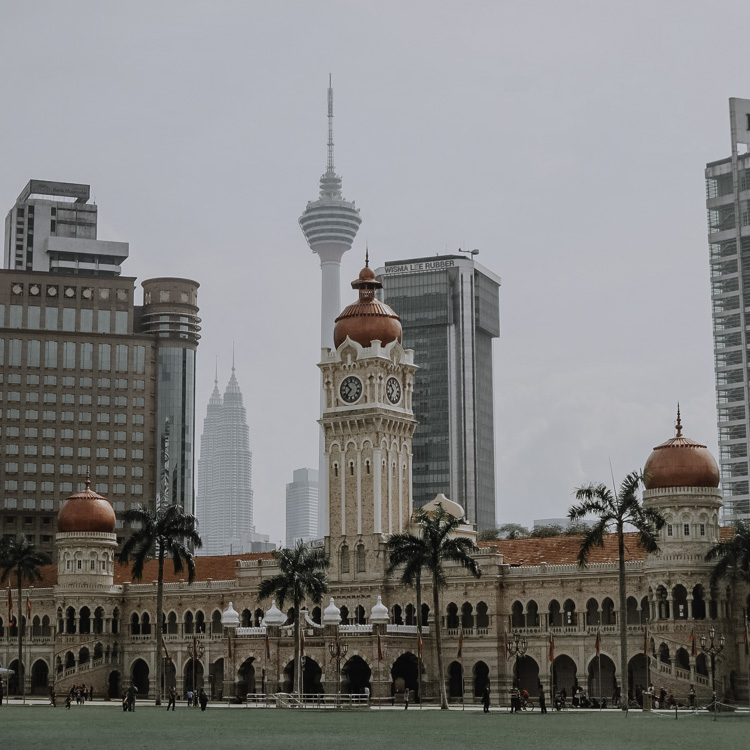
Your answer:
[167,686,177,711]
[403,687,409,710]
[126,683,137,712]
[49,687,56,707]
[199,688,208,711]
[482,683,491,713]
[538,681,547,714]
[187,689,194,707]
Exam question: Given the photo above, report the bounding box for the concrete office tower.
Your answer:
[4,180,129,275]
[377,254,501,530]
[285,468,319,548]
[299,79,362,537]
[706,97,750,520]
[196,361,254,556]
[0,180,200,556]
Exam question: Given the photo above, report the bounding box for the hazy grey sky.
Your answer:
[2,1,748,543]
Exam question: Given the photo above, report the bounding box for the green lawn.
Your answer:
[0,704,745,750]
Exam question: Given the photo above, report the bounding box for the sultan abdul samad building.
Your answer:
[2,260,749,706]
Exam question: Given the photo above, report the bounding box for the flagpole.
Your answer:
[597,631,602,709]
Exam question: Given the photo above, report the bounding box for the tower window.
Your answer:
[667,525,673,537]
[365,461,370,475]
[700,524,705,536]
[349,462,354,476]
[683,524,690,536]
[333,464,339,478]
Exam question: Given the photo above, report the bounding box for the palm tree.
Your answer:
[705,519,750,585]
[118,504,202,705]
[0,535,52,698]
[388,504,481,709]
[386,529,428,705]
[569,471,665,711]
[257,541,329,695]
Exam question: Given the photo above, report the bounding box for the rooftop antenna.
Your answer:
[232,341,236,372]
[215,356,218,385]
[327,74,335,174]
[608,456,618,499]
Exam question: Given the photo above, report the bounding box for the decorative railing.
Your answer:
[386,625,429,635]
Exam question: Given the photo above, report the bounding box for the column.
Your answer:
[373,447,382,534]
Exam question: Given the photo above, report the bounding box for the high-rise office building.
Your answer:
[1,180,200,555]
[285,467,318,548]
[706,97,750,520]
[195,361,254,556]
[299,80,362,538]
[376,253,501,530]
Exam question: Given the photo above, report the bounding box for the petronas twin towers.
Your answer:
[195,362,254,556]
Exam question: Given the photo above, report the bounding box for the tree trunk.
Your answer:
[432,579,448,709]
[17,570,24,699]
[617,524,628,711]
[294,599,301,695]
[155,551,164,706]
[416,571,423,704]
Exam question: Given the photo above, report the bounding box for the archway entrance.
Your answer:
[516,656,539,693]
[7,660,21,694]
[448,661,463,698]
[587,654,616,699]
[282,659,323,694]
[552,655,577,695]
[473,661,490,697]
[31,660,49,695]
[209,658,224,700]
[238,657,256,697]
[342,655,371,694]
[131,659,150,697]
[108,671,121,700]
[628,654,647,699]
[183,659,204,693]
[391,652,420,702]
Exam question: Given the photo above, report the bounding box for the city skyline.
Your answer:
[2,2,749,543]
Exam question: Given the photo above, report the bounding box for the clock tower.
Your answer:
[319,257,417,580]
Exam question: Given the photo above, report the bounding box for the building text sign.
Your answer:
[384,259,455,275]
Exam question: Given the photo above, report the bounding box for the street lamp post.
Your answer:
[186,638,205,706]
[700,626,725,720]
[508,631,528,690]
[328,638,348,703]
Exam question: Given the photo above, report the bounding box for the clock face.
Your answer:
[339,376,363,404]
[386,376,402,404]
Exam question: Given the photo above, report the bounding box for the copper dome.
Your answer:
[643,408,719,490]
[333,255,402,349]
[57,479,117,534]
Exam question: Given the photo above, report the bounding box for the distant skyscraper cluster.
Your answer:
[196,361,254,555]
[285,468,319,548]
[706,97,750,520]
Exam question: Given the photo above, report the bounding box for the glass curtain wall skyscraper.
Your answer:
[376,254,501,530]
[196,361,254,555]
[706,97,750,520]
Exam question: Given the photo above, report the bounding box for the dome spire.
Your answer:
[676,402,682,437]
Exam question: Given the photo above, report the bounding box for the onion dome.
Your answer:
[57,478,116,534]
[370,595,389,624]
[323,597,342,625]
[643,407,720,490]
[221,601,240,628]
[264,600,285,626]
[333,252,402,349]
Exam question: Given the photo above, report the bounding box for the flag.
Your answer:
[265,633,271,660]
[377,633,383,662]
[26,594,31,620]
[690,629,696,658]
[162,638,171,662]
[301,630,305,657]
[744,618,749,657]
[504,631,510,660]
[548,634,555,663]
[192,636,198,660]
[418,636,423,659]
[457,630,463,659]
[7,588,13,626]
[643,626,648,656]
[595,630,600,656]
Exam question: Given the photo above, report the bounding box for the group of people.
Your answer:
[509,681,547,713]
[57,684,93,709]
[183,687,209,710]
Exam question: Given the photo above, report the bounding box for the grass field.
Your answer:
[0,704,745,750]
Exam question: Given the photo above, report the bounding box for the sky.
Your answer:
[1,1,748,544]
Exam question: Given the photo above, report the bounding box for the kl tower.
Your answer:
[299,77,362,537]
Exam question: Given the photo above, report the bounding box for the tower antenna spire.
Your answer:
[327,74,335,174]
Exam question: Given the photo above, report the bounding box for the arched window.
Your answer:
[563,599,577,626]
[461,602,474,629]
[254,608,264,627]
[356,545,366,573]
[601,598,615,625]
[548,600,562,627]
[511,601,524,629]
[184,611,194,634]
[446,603,459,629]
[340,545,350,573]
[476,602,489,629]
[586,598,600,626]
[79,606,91,634]
[355,605,366,625]
[94,642,104,660]
[211,610,222,634]
[526,601,539,627]
[241,609,252,627]
[333,463,339,478]
[421,603,430,627]
[404,604,416,626]
[393,604,403,625]
[141,612,151,635]
[340,606,350,625]
[195,611,205,633]
[672,585,688,620]
[112,607,120,635]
